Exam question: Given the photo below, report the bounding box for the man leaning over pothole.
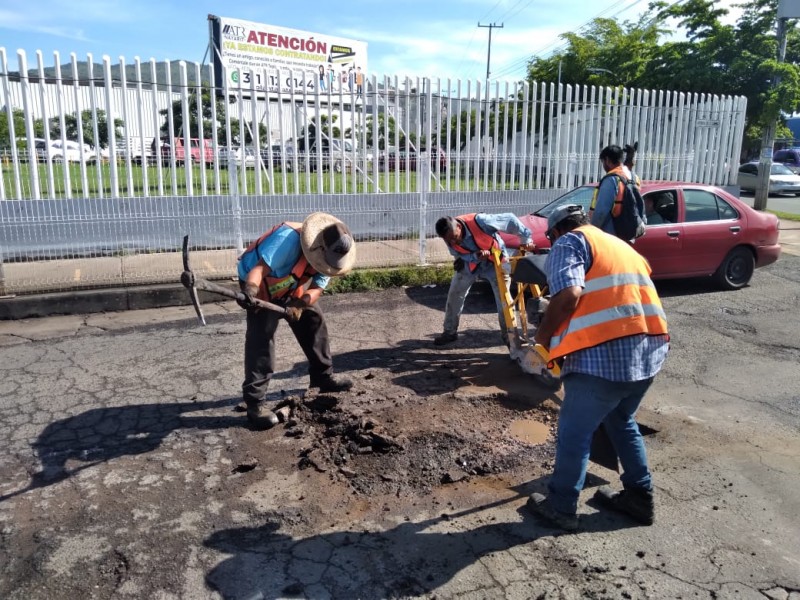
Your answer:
[528,204,669,531]
[237,212,356,430]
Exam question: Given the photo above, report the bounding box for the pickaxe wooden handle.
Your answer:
[180,235,289,326]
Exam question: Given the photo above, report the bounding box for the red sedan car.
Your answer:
[499,181,781,290]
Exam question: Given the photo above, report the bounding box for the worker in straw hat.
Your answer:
[237,212,356,430]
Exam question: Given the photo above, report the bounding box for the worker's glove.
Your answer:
[453,257,465,272]
[284,307,304,322]
[236,283,259,311]
[283,296,308,322]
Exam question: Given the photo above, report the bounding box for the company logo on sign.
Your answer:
[222,24,246,41]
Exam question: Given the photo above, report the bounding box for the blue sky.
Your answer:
[1,0,741,81]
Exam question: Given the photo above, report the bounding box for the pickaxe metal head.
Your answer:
[181,234,206,326]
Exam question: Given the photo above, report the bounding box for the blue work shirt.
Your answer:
[238,224,330,290]
[545,229,669,382]
[446,213,532,268]
[590,166,640,235]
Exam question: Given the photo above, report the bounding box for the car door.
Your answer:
[631,189,684,277]
[737,163,758,191]
[678,188,743,275]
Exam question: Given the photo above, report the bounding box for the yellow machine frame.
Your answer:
[490,247,561,383]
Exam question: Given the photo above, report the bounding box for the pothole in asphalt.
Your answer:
[282,390,558,499]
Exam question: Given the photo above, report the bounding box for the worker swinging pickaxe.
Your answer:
[180,235,296,326]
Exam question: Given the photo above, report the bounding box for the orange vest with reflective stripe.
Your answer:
[450,213,500,272]
[548,225,668,361]
[242,222,317,301]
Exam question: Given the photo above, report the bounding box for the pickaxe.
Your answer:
[180,234,290,326]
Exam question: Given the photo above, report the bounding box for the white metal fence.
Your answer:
[0,48,747,295]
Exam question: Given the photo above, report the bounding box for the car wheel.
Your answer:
[713,246,755,290]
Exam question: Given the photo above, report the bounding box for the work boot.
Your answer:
[434,332,458,346]
[309,374,353,393]
[593,485,655,525]
[246,404,280,431]
[525,493,579,532]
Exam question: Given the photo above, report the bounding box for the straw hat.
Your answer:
[300,212,356,276]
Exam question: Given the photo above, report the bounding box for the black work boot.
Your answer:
[246,403,279,431]
[309,374,353,393]
[434,332,458,346]
[526,493,579,531]
[593,485,655,525]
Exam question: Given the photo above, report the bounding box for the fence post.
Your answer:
[418,159,430,265]
[229,156,244,255]
[0,250,5,297]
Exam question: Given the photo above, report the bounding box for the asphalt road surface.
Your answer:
[0,257,799,599]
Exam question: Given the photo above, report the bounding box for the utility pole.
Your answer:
[754,0,800,210]
[754,16,789,211]
[478,22,503,81]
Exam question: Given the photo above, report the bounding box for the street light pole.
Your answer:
[478,22,503,80]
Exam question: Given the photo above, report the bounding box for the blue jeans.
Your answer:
[548,372,654,514]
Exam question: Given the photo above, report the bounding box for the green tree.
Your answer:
[160,86,223,140]
[227,120,268,146]
[525,0,800,157]
[0,108,44,149]
[49,109,123,149]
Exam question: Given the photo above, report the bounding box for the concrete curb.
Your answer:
[0,282,237,320]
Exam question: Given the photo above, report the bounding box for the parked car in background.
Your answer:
[33,138,97,163]
[260,143,295,170]
[379,147,447,172]
[218,146,256,169]
[737,161,800,195]
[772,148,800,174]
[152,137,214,166]
[499,181,781,290]
[296,138,354,172]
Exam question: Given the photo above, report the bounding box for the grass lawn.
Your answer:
[2,160,532,199]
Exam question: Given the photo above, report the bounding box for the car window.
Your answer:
[644,190,677,224]
[738,164,757,175]
[684,189,738,222]
[535,186,596,217]
[771,163,794,175]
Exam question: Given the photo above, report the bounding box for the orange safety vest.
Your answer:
[548,225,668,361]
[241,222,317,301]
[590,165,640,218]
[449,213,500,272]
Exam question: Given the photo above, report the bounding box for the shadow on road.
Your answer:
[317,331,560,406]
[0,397,242,503]
[204,478,638,599]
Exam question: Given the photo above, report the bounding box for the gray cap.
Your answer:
[547,204,585,232]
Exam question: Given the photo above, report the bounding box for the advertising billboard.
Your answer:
[209,15,368,95]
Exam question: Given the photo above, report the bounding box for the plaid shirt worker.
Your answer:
[545,230,669,381]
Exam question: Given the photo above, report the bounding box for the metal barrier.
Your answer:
[0,48,748,294]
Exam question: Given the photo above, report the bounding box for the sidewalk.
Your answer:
[0,238,450,319]
[2,228,799,321]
